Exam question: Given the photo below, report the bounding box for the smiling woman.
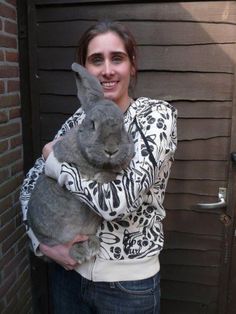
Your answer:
[20,20,177,314]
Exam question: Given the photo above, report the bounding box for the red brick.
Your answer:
[2,224,25,253]
[18,254,29,275]
[13,187,21,204]
[0,148,22,167]
[0,173,22,199]
[0,122,20,138]
[0,299,5,313]
[4,20,17,35]
[0,168,10,184]
[9,107,20,119]
[6,0,17,6]
[0,221,15,242]
[0,50,4,61]
[10,134,22,148]
[0,80,4,93]
[5,51,18,63]
[7,80,19,93]
[0,196,11,212]
[0,33,17,49]
[0,3,16,20]
[1,205,17,226]
[11,160,23,175]
[0,139,8,153]
[0,271,16,299]
[4,248,26,280]
[1,298,17,314]
[0,94,20,108]
[17,233,28,252]
[0,65,18,78]
[0,110,8,123]
[0,248,15,270]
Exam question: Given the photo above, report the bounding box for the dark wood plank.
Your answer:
[40,95,79,114]
[167,179,226,196]
[160,249,221,267]
[36,1,236,24]
[175,138,230,161]
[136,72,233,101]
[39,70,233,101]
[165,193,225,210]
[163,210,224,235]
[165,193,226,211]
[164,231,222,250]
[172,101,232,119]
[138,45,236,74]
[170,160,228,180]
[161,264,220,285]
[161,280,218,303]
[161,299,216,314]
[40,113,71,141]
[178,118,230,140]
[37,21,236,47]
[38,44,236,73]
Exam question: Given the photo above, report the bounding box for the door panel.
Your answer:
[21,1,236,313]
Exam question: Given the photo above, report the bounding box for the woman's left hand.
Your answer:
[42,138,61,160]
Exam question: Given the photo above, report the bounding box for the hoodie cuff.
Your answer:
[44,151,62,180]
[27,228,43,257]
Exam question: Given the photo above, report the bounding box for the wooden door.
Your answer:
[19,1,236,313]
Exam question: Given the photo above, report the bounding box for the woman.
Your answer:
[20,20,177,313]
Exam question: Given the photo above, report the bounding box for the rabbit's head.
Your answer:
[71,63,134,170]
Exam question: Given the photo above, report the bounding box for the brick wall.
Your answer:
[0,1,33,313]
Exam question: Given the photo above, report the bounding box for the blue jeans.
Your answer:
[48,263,160,314]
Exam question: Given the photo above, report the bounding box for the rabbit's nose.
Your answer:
[104,148,119,157]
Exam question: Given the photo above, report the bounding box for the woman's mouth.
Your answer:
[101,81,118,89]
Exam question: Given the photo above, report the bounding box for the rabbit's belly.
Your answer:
[54,213,100,243]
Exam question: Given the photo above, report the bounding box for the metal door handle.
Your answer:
[195,187,227,209]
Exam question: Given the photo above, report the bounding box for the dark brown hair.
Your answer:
[76,20,138,85]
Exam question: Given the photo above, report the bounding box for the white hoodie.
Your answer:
[20,97,177,282]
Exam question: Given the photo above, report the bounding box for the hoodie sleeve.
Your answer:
[45,101,178,221]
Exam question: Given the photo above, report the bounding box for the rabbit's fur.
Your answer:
[27,63,134,263]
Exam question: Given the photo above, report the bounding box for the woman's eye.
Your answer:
[112,56,123,63]
[91,57,103,65]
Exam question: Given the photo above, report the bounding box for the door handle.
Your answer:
[195,187,227,209]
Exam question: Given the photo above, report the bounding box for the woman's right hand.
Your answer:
[39,234,88,270]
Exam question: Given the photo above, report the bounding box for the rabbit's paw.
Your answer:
[70,236,100,263]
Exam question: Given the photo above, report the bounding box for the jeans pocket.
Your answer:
[114,273,159,296]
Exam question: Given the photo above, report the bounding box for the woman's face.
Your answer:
[85,31,134,111]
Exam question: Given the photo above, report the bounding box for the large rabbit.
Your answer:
[27,63,134,263]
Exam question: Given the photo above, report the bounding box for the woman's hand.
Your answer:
[42,138,61,160]
[39,234,88,270]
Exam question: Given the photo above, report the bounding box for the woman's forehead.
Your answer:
[87,32,126,55]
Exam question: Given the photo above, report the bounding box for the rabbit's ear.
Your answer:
[72,63,104,111]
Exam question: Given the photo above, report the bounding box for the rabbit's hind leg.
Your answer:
[70,236,100,263]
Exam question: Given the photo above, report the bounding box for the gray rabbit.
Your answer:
[27,63,134,263]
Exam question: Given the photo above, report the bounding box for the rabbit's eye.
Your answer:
[90,120,96,130]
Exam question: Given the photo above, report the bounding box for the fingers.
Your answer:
[61,261,80,271]
[69,234,89,245]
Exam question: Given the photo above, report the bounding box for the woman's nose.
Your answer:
[102,61,114,76]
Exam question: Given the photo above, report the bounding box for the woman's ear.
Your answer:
[130,66,136,77]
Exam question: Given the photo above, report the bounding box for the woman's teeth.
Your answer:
[102,81,117,88]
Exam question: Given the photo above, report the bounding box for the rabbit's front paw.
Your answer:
[70,236,100,263]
